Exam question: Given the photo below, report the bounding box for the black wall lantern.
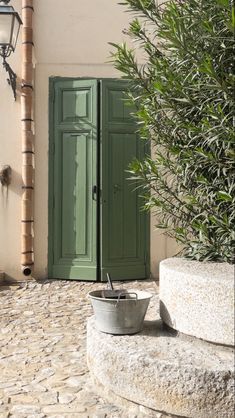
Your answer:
[0,0,22,100]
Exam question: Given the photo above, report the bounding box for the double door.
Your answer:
[49,78,149,281]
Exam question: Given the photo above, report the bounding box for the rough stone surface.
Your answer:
[87,314,234,418]
[0,279,169,418]
[160,258,234,345]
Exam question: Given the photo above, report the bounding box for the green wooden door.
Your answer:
[100,80,149,280]
[49,78,149,281]
[49,79,98,280]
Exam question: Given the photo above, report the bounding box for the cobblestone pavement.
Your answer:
[0,279,160,418]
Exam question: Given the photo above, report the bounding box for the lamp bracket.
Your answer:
[2,55,17,100]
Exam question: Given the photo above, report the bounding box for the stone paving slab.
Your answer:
[0,279,164,418]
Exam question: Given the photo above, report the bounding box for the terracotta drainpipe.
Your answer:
[21,0,34,276]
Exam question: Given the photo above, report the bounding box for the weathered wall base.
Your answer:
[0,271,5,284]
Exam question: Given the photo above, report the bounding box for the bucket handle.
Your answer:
[115,292,138,307]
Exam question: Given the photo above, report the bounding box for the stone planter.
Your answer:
[160,258,234,346]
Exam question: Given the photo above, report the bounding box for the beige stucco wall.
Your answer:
[0,0,178,281]
[0,0,22,281]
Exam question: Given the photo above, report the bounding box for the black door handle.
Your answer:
[92,185,97,201]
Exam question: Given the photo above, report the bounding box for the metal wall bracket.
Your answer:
[2,56,17,100]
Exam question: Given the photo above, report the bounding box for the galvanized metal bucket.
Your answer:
[88,289,152,335]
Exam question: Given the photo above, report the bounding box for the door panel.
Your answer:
[49,79,97,280]
[61,133,87,258]
[108,132,138,260]
[100,80,149,281]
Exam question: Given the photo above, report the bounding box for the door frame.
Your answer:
[48,77,56,279]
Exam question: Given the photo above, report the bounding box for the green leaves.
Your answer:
[216,191,233,202]
[111,0,235,264]
[129,18,142,36]
[231,6,235,29]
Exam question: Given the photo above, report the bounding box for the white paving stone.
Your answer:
[58,392,76,404]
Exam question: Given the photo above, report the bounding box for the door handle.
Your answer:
[113,184,121,194]
[92,185,97,201]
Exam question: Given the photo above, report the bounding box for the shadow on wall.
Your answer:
[7,168,23,196]
[0,273,29,286]
[0,168,23,207]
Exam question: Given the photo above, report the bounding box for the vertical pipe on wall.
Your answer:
[21,0,34,276]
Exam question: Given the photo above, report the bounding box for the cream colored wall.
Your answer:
[0,0,22,281]
[0,0,178,281]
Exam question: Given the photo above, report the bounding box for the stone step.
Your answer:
[87,316,234,418]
